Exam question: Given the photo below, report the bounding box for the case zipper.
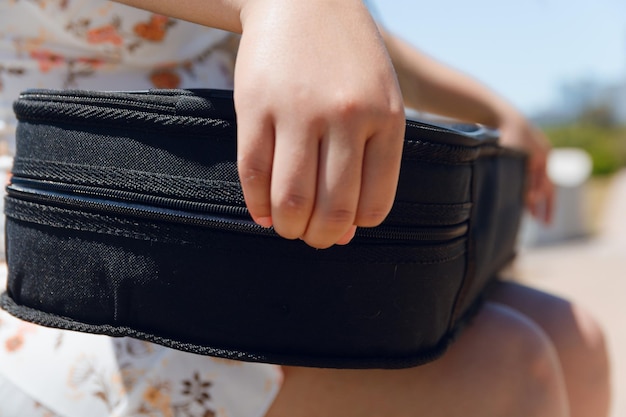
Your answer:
[7,178,467,243]
[17,89,235,118]
[18,91,179,113]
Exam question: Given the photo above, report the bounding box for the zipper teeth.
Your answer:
[7,179,467,242]
[8,185,274,236]
[355,224,467,241]
[9,178,249,217]
[20,92,175,113]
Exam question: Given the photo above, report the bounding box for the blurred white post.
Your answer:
[520,148,593,246]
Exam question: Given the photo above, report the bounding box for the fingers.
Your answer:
[543,177,555,224]
[237,107,404,249]
[232,0,405,248]
[300,123,364,248]
[236,111,275,228]
[526,157,555,225]
[499,118,555,225]
[356,124,405,227]
[270,122,320,240]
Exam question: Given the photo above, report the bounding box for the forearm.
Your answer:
[381,29,519,128]
[380,30,554,222]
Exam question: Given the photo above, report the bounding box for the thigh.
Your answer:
[266,302,569,417]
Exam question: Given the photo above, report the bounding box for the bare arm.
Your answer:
[382,29,553,222]
[381,28,515,126]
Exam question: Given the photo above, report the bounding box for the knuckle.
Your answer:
[378,94,406,127]
[326,90,367,118]
[393,101,405,116]
[300,207,357,249]
[238,158,272,186]
[272,193,312,240]
[386,106,407,133]
[275,192,313,216]
[356,205,391,227]
[333,96,361,118]
[320,207,356,226]
[387,99,405,120]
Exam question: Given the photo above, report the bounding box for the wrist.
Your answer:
[239,0,372,31]
[492,103,527,130]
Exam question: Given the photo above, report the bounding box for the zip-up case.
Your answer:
[1,89,526,368]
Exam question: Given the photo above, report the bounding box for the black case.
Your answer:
[1,89,526,368]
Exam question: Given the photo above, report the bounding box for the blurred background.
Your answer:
[372,0,626,414]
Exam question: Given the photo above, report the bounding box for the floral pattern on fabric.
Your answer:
[0,307,282,417]
[0,0,239,153]
[0,0,238,91]
[0,2,281,415]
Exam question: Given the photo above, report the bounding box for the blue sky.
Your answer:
[371,0,626,116]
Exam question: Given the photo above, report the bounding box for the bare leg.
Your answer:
[489,281,611,417]
[266,302,569,417]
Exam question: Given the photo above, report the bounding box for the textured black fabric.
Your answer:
[2,89,527,368]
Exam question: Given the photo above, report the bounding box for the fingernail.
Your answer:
[255,216,273,228]
[337,226,357,245]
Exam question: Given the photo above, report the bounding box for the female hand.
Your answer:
[498,113,554,224]
[113,0,406,248]
[235,0,406,248]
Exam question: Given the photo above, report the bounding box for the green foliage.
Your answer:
[544,124,626,176]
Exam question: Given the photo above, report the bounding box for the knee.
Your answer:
[480,303,569,417]
[512,327,569,417]
[490,281,610,377]
[527,292,610,377]
[565,304,611,416]
[569,303,611,378]
[489,282,611,416]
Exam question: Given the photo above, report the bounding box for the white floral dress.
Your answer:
[0,2,282,417]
